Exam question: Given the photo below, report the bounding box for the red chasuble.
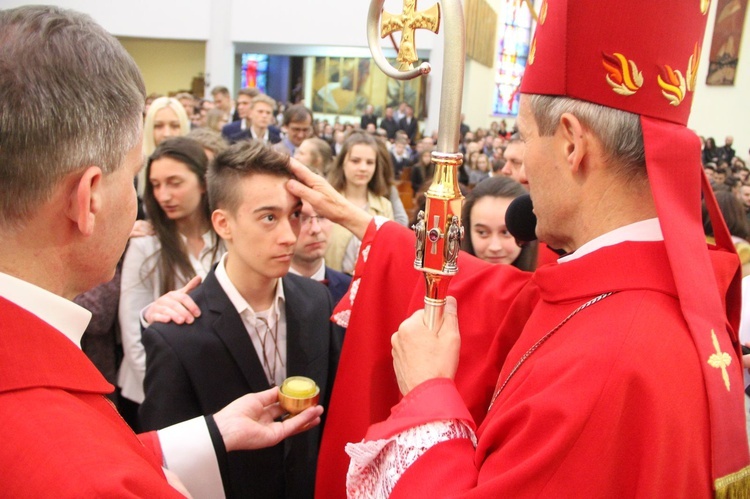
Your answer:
[0,298,183,497]
[316,221,536,498]
[354,240,741,497]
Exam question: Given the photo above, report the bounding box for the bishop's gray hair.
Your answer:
[528,94,646,181]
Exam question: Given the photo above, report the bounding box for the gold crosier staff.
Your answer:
[367,0,465,330]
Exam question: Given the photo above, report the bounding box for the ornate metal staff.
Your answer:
[367,0,465,330]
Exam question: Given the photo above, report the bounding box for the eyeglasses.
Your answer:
[299,214,326,226]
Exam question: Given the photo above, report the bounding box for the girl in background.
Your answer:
[118,137,223,429]
[461,176,536,271]
[325,132,394,273]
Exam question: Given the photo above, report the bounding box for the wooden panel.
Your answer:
[465,0,498,68]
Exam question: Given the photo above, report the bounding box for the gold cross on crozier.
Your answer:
[707,329,732,391]
[381,0,440,70]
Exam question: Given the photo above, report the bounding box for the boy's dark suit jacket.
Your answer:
[140,270,341,499]
[221,120,282,145]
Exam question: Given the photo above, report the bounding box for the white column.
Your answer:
[424,30,444,138]
[204,0,235,97]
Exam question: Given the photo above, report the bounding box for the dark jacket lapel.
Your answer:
[202,271,271,394]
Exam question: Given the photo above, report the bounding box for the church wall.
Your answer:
[3,0,747,156]
[118,38,206,95]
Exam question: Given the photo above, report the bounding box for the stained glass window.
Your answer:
[240,54,269,94]
[493,0,532,116]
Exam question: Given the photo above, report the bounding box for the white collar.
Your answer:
[178,230,215,252]
[289,259,326,281]
[214,253,285,319]
[250,126,270,142]
[0,271,91,347]
[558,218,663,263]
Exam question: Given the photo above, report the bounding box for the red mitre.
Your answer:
[520,0,750,495]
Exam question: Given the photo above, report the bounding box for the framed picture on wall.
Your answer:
[312,56,427,118]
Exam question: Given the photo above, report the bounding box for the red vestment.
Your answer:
[0,297,183,497]
[351,240,744,497]
[316,221,536,498]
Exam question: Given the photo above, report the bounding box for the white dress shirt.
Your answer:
[214,253,288,387]
[558,218,663,263]
[289,259,327,281]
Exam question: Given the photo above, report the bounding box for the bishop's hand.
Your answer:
[391,296,461,395]
[286,157,372,240]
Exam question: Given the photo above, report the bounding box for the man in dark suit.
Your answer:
[379,106,399,141]
[140,141,341,499]
[220,87,257,143]
[360,104,378,131]
[398,104,418,145]
[222,92,282,145]
[290,200,351,305]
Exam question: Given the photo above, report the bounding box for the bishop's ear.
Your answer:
[557,113,588,173]
[68,166,103,237]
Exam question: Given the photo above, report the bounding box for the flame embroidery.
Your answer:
[529,37,537,65]
[602,52,643,96]
[657,65,687,106]
[687,42,701,92]
[539,0,548,25]
[701,0,711,15]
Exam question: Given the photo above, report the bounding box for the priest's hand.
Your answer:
[214,387,324,452]
[144,275,203,325]
[391,296,461,395]
[286,157,373,240]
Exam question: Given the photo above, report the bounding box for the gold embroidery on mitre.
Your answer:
[602,52,643,96]
[701,0,711,15]
[539,0,548,25]
[529,37,537,65]
[707,329,732,391]
[687,42,701,92]
[657,65,687,106]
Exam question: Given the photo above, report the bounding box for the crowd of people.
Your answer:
[3,2,750,497]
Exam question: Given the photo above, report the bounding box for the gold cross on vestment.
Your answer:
[707,329,732,391]
[381,0,440,70]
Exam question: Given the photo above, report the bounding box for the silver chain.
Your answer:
[488,291,616,412]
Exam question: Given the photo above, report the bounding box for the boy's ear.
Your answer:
[212,209,232,242]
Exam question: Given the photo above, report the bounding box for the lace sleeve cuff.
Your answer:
[345,419,476,498]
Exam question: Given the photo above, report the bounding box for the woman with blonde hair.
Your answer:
[142,96,190,156]
[325,132,394,273]
[138,97,191,200]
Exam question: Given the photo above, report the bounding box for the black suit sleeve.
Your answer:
[140,325,203,431]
